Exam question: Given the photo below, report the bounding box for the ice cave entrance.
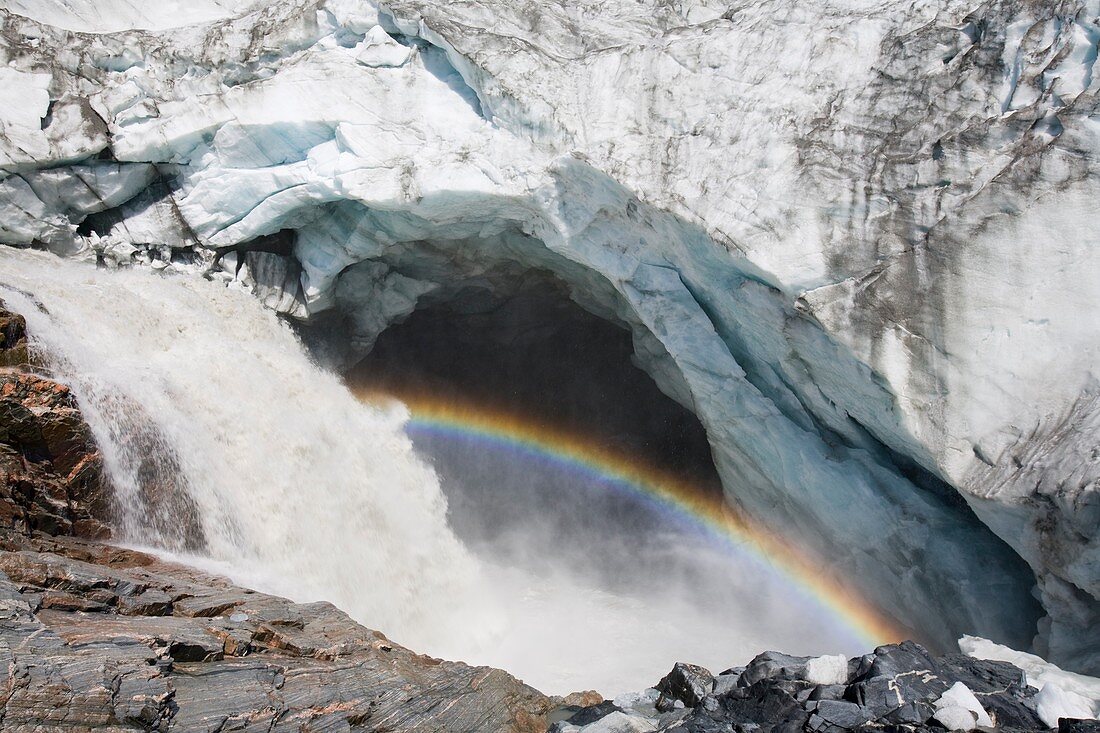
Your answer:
[346,271,724,561]
[355,272,718,475]
[341,270,881,693]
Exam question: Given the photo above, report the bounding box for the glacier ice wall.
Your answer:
[0,0,1097,669]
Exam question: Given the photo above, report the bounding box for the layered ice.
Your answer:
[0,0,268,32]
[0,0,1098,672]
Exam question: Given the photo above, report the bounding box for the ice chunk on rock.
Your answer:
[552,710,658,733]
[933,682,993,731]
[579,711,657,732]
[804,654,849,685]
[960,635,1100,721]
[1035,684,1097,728]
[611,688,659,713]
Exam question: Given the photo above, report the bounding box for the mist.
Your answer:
[396,420,870,694]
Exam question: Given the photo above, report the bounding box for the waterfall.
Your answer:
[1,248,879,696]
[0,248,490,651]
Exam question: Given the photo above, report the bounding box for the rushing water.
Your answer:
[0,249,865,695]
[0,249,486,648]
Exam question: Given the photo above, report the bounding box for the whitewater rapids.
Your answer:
[0,249,865,694]
[0,249,487,643]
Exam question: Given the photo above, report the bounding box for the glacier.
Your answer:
[0,0,1098,674]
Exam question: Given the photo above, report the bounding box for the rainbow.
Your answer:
[358,387,907,650]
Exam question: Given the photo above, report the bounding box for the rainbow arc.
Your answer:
[357,387,907,650]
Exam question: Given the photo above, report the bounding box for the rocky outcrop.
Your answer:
[0,531,554,732]
[0,302,109,539]
[555,643,1100,733]
[0,304,28,368]
[0,371,109,538]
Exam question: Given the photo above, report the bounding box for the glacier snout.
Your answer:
[0,0,1098,673]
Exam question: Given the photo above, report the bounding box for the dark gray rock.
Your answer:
[804,700,872,732]
[845,643,949,719]
[858,642,939,681]
[738,652,813,689]
[658,661,715,707]
[1061,719,1100,733]
[648,641,1063,733]
[566,700,622,726]
[880,700,935,726]
[978,690,1047,730]
[710,679,810,730]
[713,672,741,697]
[847,655,873,683]
[937,653,1027,692]
[807,685,847,702]
[847,672,949,720]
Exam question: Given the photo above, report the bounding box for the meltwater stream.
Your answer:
[0,250,879,695]
[0,250,487,650]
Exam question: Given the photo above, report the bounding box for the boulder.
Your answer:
[737,651,814,688]
[641,641,1077,733]
[846,642,951,719]
[656,662,714,707]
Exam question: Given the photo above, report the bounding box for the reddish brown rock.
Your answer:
[0,370,109,538]
[0,301,28,369]
[39,589,111,612]
[118,588,173,616]
[562,690,605,708]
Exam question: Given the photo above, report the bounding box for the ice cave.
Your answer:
[1,0,1099,729]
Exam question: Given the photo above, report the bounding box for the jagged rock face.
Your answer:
[0,304,28,368]
[0,371,109,537]
[0,307,109,538]
[0,532,553,732]
[0,0,1097,670]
